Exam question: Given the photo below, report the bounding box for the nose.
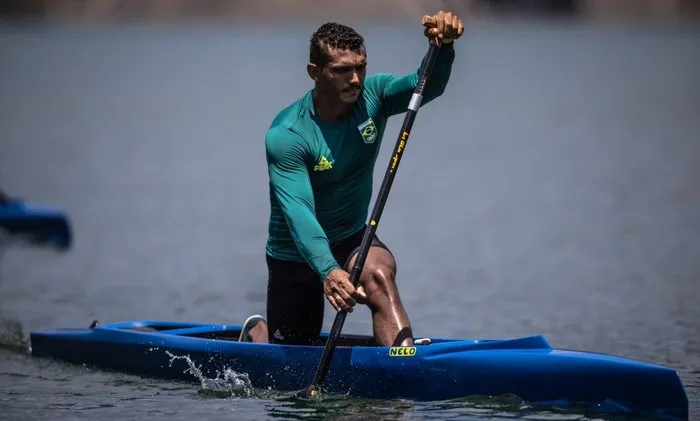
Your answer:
[349,70,360,86]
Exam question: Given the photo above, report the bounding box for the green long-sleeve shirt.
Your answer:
[265,43,455,281]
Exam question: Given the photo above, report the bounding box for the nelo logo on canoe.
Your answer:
[388,346,416,357]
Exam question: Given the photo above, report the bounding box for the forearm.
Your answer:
[421,42,455,102]
[266,129,340,280]
[280,201,341,280]
[379,42,455,116]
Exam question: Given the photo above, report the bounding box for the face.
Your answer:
[309,45,367,104]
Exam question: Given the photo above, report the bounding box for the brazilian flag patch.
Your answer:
[357,117,378,144]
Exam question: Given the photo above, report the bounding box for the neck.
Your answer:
[312,88,352,123]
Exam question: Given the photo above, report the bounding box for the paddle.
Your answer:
[296,30,443,400]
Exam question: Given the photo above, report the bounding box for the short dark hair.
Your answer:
[309,22,364,67]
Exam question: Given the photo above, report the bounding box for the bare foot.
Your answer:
[248,320,269,343]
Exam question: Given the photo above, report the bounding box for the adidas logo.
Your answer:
[313,155,333,172]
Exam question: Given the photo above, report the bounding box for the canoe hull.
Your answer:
[29,320,688,420]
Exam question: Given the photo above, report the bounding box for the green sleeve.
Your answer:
[265,126,341,281]
[367,43,455,117]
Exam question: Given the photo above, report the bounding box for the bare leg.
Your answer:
[346,247,413,347]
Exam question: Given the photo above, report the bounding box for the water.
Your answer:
[0,19,699,421]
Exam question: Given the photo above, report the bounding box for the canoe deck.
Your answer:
[111,320,381,347]
[101,320,552,349]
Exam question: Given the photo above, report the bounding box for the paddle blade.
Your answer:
[294,384,323,400]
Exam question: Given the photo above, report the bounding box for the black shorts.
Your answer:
[265,226,391,345]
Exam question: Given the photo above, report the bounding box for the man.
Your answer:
[241,11,464,346]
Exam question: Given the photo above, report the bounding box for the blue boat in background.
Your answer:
[0,189,72,250]
[30,319,689,420]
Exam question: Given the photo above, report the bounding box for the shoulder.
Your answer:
[363,73,395,94]
[266,123,312,167]
[268,90,314,131]
[362,72,410,106]
[265,93,313,159]
[265,125,305,158]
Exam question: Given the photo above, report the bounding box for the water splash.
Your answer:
[0,318,29,354]
[163,350,254,399]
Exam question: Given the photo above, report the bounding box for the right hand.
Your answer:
[323,268,368,312]
[422,11,464,45]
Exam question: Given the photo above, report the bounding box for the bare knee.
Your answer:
[360,255,398,304]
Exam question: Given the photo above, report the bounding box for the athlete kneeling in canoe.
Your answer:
[241,11,464,346]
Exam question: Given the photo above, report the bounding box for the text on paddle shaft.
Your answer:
[390,131,409,173]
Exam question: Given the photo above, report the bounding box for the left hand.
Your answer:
[422,11,464,45]
[323,268,367,312]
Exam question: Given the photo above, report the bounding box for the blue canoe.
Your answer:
[0,193,72,250]
[30,320,688,420]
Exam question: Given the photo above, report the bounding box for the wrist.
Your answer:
[320,264,341,283]
[428,39,455,49]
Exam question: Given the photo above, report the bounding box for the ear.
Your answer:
[307,63,320,82]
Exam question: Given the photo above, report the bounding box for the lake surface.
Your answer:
[1,19,699,420]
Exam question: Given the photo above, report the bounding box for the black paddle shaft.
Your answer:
[301,42,442,397]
